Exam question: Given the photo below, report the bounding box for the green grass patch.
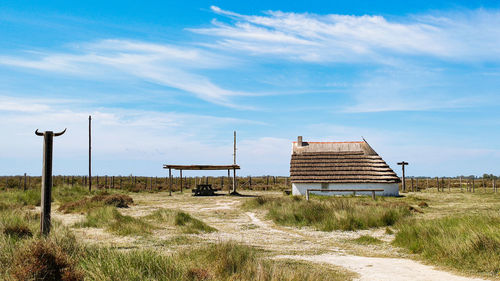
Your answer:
[78,241,352,281]
[146,209,216,234]
[351,235,383,245]
[245,196,411,231]
[59,193,133,213]
[393,214,500,277]
[75,206,154,236]
[0,188,40,208]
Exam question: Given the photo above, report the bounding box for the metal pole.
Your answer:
[233,131,236,165]
[88,115,92,192]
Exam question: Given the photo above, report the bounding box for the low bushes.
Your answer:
[393,214,500,276]
[245,196,411,231]
[11,240,83,281]
[59,193,133,213]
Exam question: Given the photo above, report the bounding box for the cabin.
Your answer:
[290,136,400,197]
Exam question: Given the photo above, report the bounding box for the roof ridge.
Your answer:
[292,141,364,144]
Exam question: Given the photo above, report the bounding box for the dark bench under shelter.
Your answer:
[162,164,240,196]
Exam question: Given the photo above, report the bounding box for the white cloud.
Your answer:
[0,95,271,175]
[190,7,500,63]
[0,39,254,108]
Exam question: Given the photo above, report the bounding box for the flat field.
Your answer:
[1,186,499,281]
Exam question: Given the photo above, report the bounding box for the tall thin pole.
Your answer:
[88,115,92,192]
[233,131,236,165]
[397,161,408,192]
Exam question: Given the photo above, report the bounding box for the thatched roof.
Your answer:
[290,138,400,184]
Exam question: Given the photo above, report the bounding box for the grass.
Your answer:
[1,212,352,281]
[59,193,133,213]
[79,242,353,281]
[244,196,411,231]
[146,208,217,234]
[350,235,383,245]
[0,207,79,280]
[393,214,500,277]
[0,188,40,208]
[75,206,154,236]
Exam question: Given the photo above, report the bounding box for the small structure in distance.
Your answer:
[162,164,240,196]
[290,136,400,197]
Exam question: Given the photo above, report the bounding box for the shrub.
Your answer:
[3,225,32,238]
[59,194,133,213]
[90,194,133,208]
[11,240,83,281]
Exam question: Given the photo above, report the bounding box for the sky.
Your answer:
[0,0,499,177]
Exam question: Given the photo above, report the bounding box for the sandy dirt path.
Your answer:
[276,254,487,281]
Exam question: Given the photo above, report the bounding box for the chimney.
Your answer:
[297,136,303,147]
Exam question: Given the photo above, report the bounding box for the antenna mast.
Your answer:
[233,131,236,164]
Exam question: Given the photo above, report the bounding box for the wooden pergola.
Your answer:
[162,164,240,195]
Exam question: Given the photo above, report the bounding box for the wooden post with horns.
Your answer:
[35,128,66,236]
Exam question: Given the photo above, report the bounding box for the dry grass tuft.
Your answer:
[187,267,211,280]
[90,194,133,208]
[418,201,429,208]
[11,240,83,281]
[3,225,32,238]
[59,194,133,213]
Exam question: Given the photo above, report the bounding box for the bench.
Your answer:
[305,188,384,201]
[192,184,221,196]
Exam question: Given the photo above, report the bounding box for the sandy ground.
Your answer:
[277,254,487,281]
[54,191,492,281]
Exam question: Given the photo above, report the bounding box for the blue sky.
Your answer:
[0,0,499,177]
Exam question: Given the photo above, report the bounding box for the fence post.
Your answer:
[472,177,475,192]
[306,189,310,201]
[23,173,27,191]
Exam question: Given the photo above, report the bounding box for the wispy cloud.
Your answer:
[0,39,254,109]
[190,6,500,63]
[0,95,267,174]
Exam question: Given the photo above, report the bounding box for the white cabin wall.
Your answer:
[292,183,399,197]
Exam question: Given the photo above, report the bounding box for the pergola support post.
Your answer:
[169,168,172,196]
[180,170,183,193]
